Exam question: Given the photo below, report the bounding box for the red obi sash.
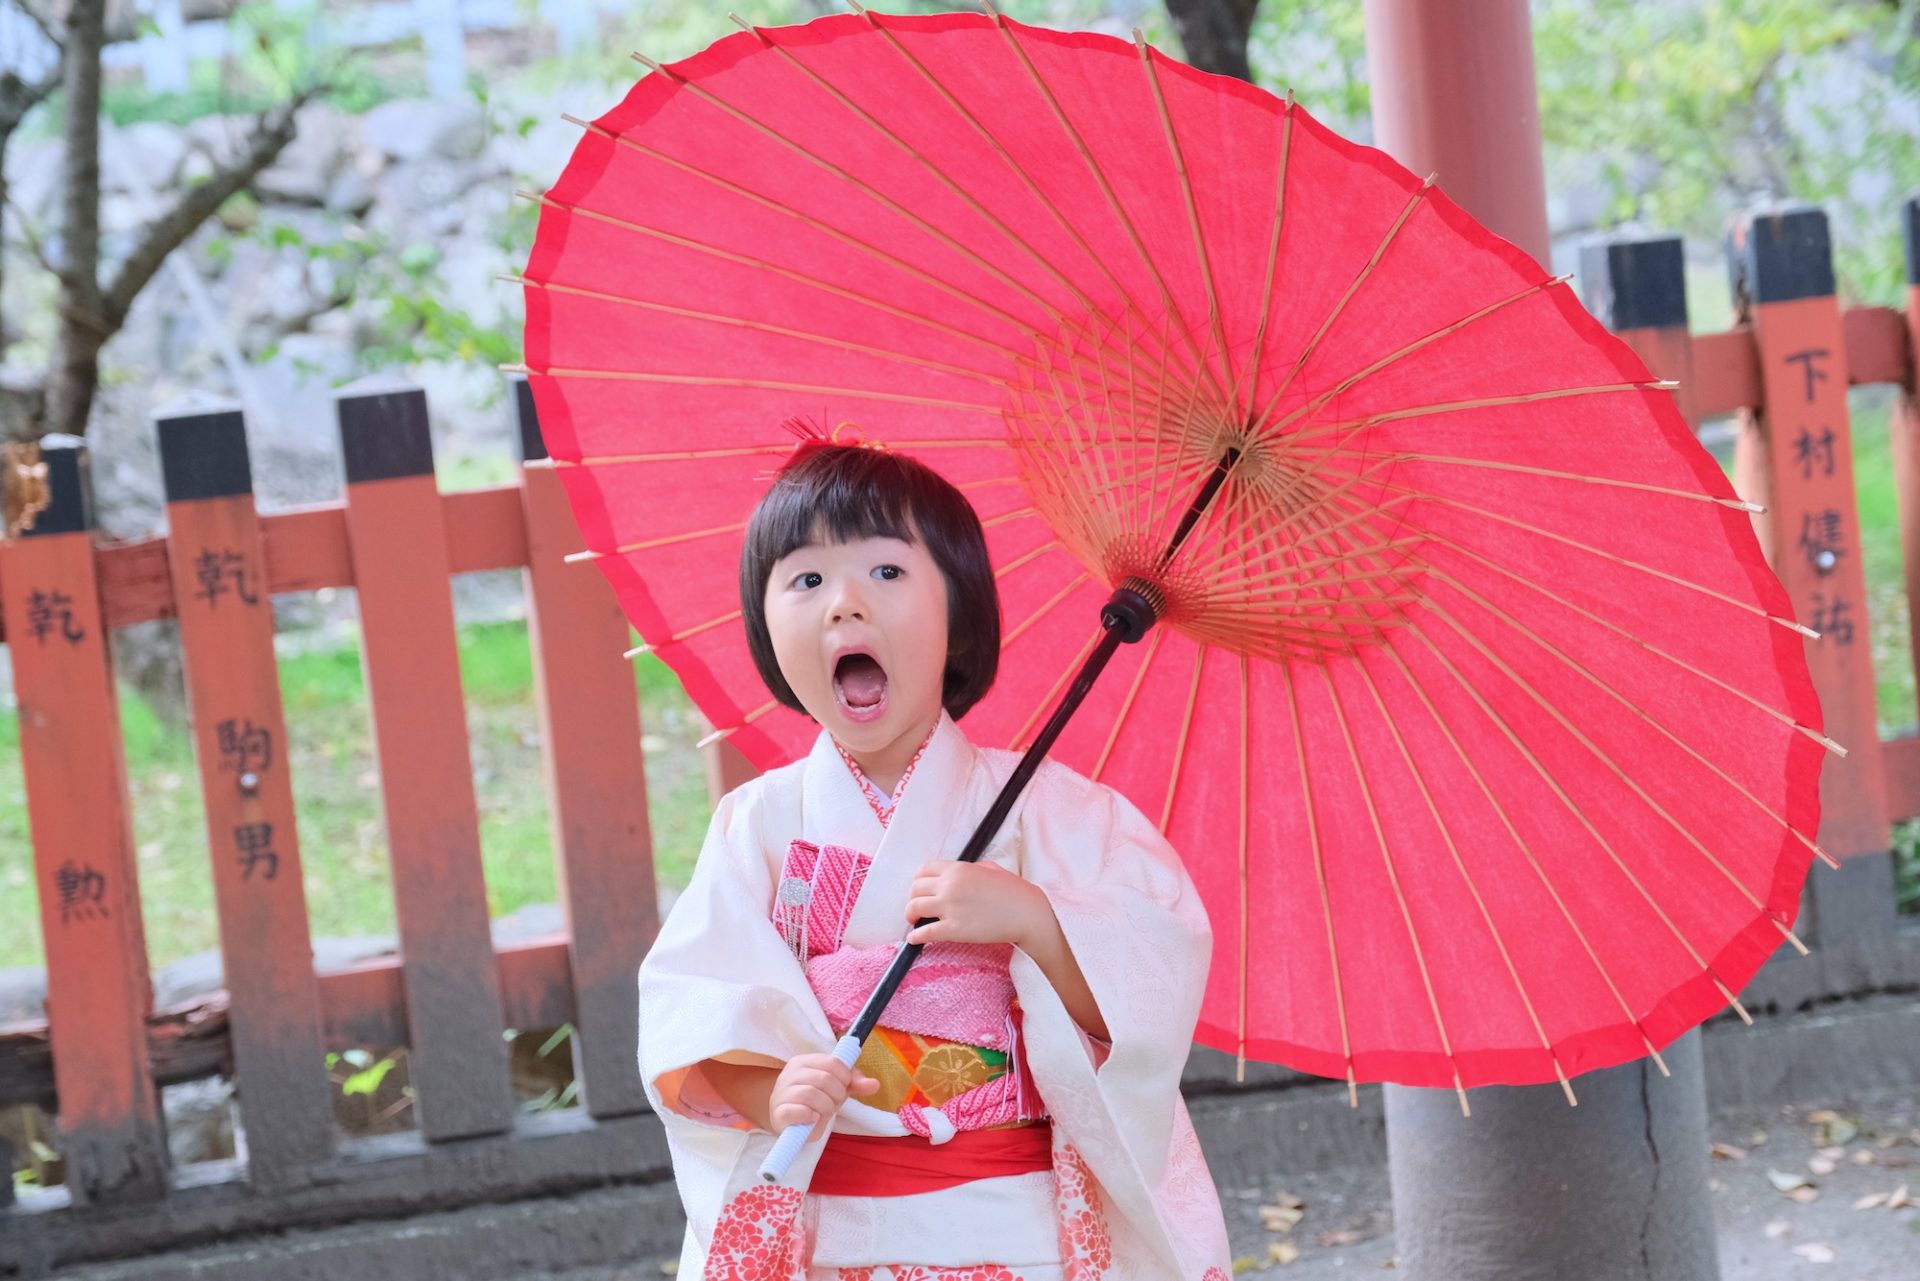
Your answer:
[808,1123,1054,1197]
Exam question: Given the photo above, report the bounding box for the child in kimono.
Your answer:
[638,435,1233,1280]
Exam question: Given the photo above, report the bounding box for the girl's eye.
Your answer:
[792,571,823,590]
[873,564,903,581]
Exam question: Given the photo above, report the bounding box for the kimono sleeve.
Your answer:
[1006,761,1230,1276]
[637,775,833,1130]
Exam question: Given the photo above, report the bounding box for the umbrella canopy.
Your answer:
[520,8,1829,1100]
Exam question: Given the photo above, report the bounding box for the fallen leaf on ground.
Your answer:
[1788,1187,1821,1204]
[1317,1228,1371,1248]
[1230,1257,1258,1275]
[1268,1241,1300,1266]
[1768,1169,1813,1193]
[1889,1185,1912,1210]
[1824,1120,1859,1146]
[1852,1150,1875,1165]
[1816,1145,1846,1161]
[1763,1219,1792,1239]
[1789,1243,1835,1263]
[1853,1193,1890,1211]
[1750,1130,1770,1147]
[1711,1143,1747,1160]
[1808,1156,1836,1176]
[1258,1195,1306,1234]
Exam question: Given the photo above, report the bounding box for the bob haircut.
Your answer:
[740,441,1001,720]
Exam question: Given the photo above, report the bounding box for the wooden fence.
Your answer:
[0,199,1914,1271]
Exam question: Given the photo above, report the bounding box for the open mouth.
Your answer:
[833,650,889,723]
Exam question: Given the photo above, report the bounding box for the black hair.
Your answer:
[740,440,1001,719]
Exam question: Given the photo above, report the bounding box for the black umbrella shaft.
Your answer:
[845,618,1130,1043]
[843,446,1241,1046]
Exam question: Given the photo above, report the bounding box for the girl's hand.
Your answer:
[904,859,1052,949]
[768,1052,880,1136]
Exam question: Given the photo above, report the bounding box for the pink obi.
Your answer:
[773,840,1047,1137]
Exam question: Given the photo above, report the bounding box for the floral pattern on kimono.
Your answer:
[706,1185,809,1281]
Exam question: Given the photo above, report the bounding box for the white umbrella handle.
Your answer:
[758,1032,865,1183]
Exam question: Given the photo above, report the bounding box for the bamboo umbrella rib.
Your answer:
[731,11,1114,326]
[1224,93,1293,428]
[1294,380,1681,436]
[982,505,1039,529]
[1428,541,1843,871]
[1383,451,1763,511]
[1377,641,1671,1077]
[1285,664,1359,1105]
[1090,626,1167,782]
[522,180,1026,357]
[517,274,1011,387]
[984,9,1231,408]
[848,0,1209,392]
[1262,274,1571,439]
[1009,623,1107,751]
[1003,571,1094,649]
[994,538,1063,581]
[1135,32,1237,405]
[1322,663,1473,1114]
[1252,176,1436,432]
[1402,622,1755,1026]
[958,474,1026,493]
[1267,386,1674,495]
[516,363,1003,414]
[1352,654,1578,1105]
[1040,347,1126,547]
[694,697,782,749]
[551,444,791,468]
[626,52,1114,343]
[1372,479,1822,640]
[565,520,747,562]
[562,436,1016,469]
[1423,529,1840,759]
[1157,643,1208,833]
[1236,653,1251,1082]
[1419,583,1811,953]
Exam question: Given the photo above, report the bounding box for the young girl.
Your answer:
[638,436,1233,1280]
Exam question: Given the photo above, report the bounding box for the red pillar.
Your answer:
[1361,0,1551,264]
[1360,6,1721,1278]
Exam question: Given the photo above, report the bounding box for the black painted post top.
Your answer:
[17,433,94,537]
[155,394,252,503]
[1579,231,1687,332]
[1728,203,1835,306]
[511,375,547,464]
[336,378,435,484]
[1902,196,1920,288]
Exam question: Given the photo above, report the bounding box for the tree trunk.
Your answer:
[1163,0,1259,82]
[43,0,107,441]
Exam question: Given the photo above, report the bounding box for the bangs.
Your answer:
[749,446,919,564]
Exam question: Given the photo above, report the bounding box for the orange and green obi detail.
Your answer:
[855,1026,1012,1112]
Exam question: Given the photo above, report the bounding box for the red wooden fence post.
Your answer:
[334,380,514,1142]
[513,377,654,1119]
[1,437,169,1205]
[1728,205,1899,990]
[1579,233,1700,428]
[156,400,336,1186]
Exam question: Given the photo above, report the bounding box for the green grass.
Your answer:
[0,618,716,971]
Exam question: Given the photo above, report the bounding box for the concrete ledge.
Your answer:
[50,1184,688,1281]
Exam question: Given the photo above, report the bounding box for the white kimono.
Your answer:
[638,710,1232,1280]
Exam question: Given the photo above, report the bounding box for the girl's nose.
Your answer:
[828,583,868,624]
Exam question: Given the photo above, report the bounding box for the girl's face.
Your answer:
[764,530,951,766]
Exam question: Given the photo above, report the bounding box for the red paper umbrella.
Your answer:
[519,9,1830,1101]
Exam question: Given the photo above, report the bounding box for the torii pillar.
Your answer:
[1359,2,1720,1277]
